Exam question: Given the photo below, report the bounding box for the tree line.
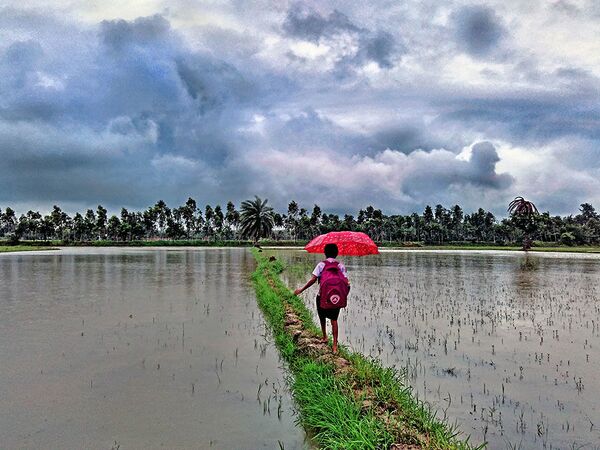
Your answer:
[1,198,599,246]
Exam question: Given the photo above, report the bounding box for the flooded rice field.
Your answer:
[0,248,307,449]
[280,249,600,449]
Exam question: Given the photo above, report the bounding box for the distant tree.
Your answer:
[508,196,539,250]
[451,205,464,241]
[422,205,434,242]
[50,205,71,240]
[172,206,185,229]
[239,196,274,242]
[39,215,54,240]
[411,212,422,241]
[73,213,86,241]
[357,209,365,225]
[310,204,322,236]
[364,206,383,241]
[119,208,135,241]
[1,207,17,236]
[225,201,240,238]
[165,217,186,239]
[342,214,355,231]
[273,212,284,228]
[423,205,434,224]
[576,203,598,224]
[484,211,496,242]
[182,198,197,238]
[143,207,157,238]
[328,213,341,231]
[5,196,600,247]
[508,196,538,215]
[433,204,448,243]
[560,231,576,246]
[298,208,309,240]
[194,209,204,237]
[213,205,224,238]
[204,205,214,240]
[84,209,96,240]
[26,210,42,240]
[285,201,299,240]
[15,215,28,240]
[154,200,170,237]
[107,215,121,241]
[584,218,600,244]
[434,204,444,222]
[96,205,108,240]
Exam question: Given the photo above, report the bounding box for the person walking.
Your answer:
[294,243,350,353]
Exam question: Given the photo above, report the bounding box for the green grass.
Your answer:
[523,246,600,253]
[251,249,482,449]
[68,239,256,247]
[0,245,57,253]
[293,361,390,449]
[12,238,309,247]
[9,238,600,253]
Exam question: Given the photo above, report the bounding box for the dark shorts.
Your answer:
[316,295,341,321]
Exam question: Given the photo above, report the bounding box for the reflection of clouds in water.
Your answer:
[0,248,306,449]
[280,249,600,449]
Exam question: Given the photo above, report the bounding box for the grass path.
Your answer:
[0,245,58,253]
[251,249,483,449]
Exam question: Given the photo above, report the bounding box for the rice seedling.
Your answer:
[251,249,479,449]
[275,248,600,448]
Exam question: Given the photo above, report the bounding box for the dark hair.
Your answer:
[324,243,338,258]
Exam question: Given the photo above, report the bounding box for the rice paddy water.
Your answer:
[279,249,600,449]
[0,247,307,449]
[2,247,598,449]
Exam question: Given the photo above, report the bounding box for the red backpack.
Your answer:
[319,260,349,309]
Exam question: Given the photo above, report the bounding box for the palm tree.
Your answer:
[240,196,275,242]
[508,196,539,250]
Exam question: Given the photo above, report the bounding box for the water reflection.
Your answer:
[0,247,307,449]
[281,249,600,449]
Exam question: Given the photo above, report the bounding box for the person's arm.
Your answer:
[294,275,318,296]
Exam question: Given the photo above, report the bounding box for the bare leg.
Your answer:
[331,320,338,353]
[320,316,328,342]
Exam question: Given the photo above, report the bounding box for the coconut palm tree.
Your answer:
[240,196,275,242]
[508,196,539,250]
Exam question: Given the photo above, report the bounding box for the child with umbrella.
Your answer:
[294,231,378,353]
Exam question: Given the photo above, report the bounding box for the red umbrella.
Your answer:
[304,231,379,256]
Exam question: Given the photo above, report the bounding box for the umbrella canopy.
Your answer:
[304,231,379,256]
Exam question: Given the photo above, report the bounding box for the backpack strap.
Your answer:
[322,260,340,272]
[318,260,337,283]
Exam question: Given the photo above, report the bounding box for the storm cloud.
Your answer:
[282,4,403,71]
[452,5,507,58]
[0,1,599,216]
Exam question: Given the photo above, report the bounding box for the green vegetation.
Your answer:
[251,249,481,449]
[1,198,599,248]
[239,196,275,242]
[0,245,56,253]
[507,196,539,250]
[67,239,256,247]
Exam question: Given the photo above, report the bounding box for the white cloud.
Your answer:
[0,1,599,217]
[249,141,512,213]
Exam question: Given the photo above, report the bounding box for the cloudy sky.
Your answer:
[1,0,599,216]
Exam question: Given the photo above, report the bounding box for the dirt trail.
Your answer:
[283,306,352,374]
[281,305,424,449]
